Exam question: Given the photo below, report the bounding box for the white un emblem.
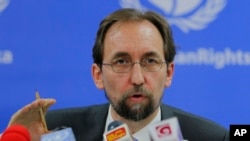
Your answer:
[0,0,10,14]
[120,0,227,33]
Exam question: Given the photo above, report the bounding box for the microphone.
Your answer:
[104,120,138,141]
[0,124,31,141]
[107,120,124,131]
[41,127,76,141]
[148,117,185,141]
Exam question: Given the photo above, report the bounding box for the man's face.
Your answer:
[92,20,174,121]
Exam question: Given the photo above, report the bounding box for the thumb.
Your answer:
[43,99,56,113]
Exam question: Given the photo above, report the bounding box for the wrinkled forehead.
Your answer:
[103,20,164,61]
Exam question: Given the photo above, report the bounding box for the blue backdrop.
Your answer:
[1,0,250,132]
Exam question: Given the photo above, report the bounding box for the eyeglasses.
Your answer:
[102,60,166,73]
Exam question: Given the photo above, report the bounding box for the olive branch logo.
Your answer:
[120,0,227,33]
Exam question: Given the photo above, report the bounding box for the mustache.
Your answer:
[123,86,152,98]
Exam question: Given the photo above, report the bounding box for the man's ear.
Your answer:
[165,62,174,88]
[91,64,104,89]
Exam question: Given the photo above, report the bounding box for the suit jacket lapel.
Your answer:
[160,104,175,120]
[85,104,109,141]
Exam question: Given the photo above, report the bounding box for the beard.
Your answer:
[105,86,161,121]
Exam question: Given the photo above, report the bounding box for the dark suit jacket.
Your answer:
[45,103,229,141]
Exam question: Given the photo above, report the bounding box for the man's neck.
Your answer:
[110,106,160,134]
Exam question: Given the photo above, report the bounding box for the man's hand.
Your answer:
[7,98,56,141]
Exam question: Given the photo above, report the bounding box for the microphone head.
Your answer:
[148,117,183,141]
[104,121,137,141]
[107,120,124,131]
[1,124,30,141]
[41,127,76,141]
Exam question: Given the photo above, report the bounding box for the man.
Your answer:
[5,8,229,141]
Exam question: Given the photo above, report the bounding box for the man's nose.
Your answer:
[130,62,145,85]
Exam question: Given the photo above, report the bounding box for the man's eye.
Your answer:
[114,59,130,65]
[144,58,158,64]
